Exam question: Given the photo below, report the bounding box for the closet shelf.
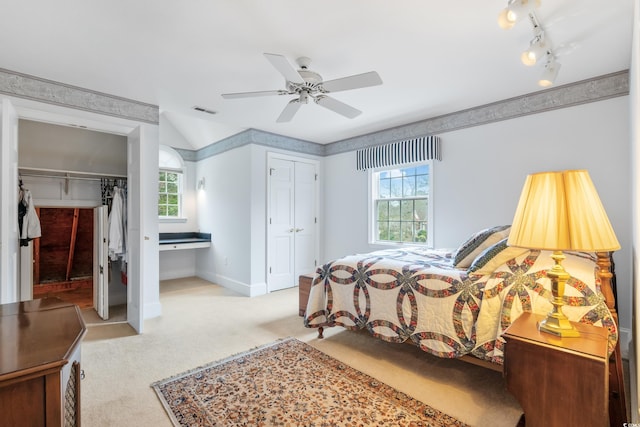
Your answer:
[19,167,126,181]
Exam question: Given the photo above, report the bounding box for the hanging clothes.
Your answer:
[104,181,128,285]
[108,186,126,260]
[18,188,41,247]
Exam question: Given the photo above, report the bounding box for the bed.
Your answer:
[303,225,619,363]
[303,225,626,421]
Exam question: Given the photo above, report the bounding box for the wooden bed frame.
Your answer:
[595,251,627,426]
[314,252,627,424]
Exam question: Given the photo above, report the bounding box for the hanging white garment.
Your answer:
[21,189,41,240]
[108,186,124,260]
[120,187,127,263]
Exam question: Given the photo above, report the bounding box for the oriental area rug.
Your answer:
[151,338,466,426]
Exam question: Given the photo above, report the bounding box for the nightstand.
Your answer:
[298,274,314,316]
[503,312,609,427]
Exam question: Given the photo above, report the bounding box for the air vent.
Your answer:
[192,106,217,115]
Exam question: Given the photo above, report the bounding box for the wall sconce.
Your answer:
[197,177,205,190]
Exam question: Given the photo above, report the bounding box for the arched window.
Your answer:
[158,145,184,219]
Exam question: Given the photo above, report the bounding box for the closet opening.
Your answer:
[32,207,94,308]
[18,118,130,324]
[27,204,128,323]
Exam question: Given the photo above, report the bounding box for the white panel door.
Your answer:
[93,205,109,320]
[293,161,317,280]
[126,127,143,333]
[267,154,318,292]
[0,98,19,304]
[268,158,295,291]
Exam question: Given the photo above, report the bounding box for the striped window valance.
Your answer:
[356,136,441,171]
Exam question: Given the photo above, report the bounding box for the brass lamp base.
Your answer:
[539,314,580,337]
[539,250,580,338]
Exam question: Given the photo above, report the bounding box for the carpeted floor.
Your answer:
[80,277,524,426]
[152,338,467,426]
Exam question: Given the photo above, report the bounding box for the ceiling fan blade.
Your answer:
[264,53,304,84]
[221,89,287,99]
[315,96,362,119]
[276,99,302,123]
[322,71,383,93]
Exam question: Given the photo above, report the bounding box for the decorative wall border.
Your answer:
[181,70,629,160]
[324,70,630,156]
[0,68,159,124]
[0,67,627,156]
[180,128,323,162]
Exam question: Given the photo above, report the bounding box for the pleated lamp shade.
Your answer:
[507,170,620,252]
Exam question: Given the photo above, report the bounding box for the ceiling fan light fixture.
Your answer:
[538,58,560,87]
[222,53,382,122]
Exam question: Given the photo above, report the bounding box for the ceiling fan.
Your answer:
[221,53,383,122]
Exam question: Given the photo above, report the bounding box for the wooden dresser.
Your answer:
[0,298,87,427]
[503,312,609,427]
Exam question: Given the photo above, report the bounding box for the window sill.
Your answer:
[159,217,188,223]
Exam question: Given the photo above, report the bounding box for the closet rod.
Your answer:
[19,173,127,182]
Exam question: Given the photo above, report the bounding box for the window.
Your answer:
[370,162,433,246]
[158,145,184,220]
[158,170,182,217]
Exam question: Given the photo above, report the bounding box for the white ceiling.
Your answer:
[1,0,634,150]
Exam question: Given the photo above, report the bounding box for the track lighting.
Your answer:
[521,33,547,66]
[538,57,561,87]
[499,1,560,87]
[498,0,540,30]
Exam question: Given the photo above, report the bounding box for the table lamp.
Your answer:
[507,170,620,337]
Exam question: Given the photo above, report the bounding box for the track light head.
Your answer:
[521,34,547,66]
[498,8,517,30]
[538,58,560,87]
[498,0,541,30]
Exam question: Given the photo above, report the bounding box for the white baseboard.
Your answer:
[620,327,632,359]
[159,267,196,281]
[197,271,266,297]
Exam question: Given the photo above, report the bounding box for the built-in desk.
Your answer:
[159,232,211,251]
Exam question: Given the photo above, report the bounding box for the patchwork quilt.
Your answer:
[303,247,617,365]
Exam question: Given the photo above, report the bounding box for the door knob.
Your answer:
[295,228,304,232]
